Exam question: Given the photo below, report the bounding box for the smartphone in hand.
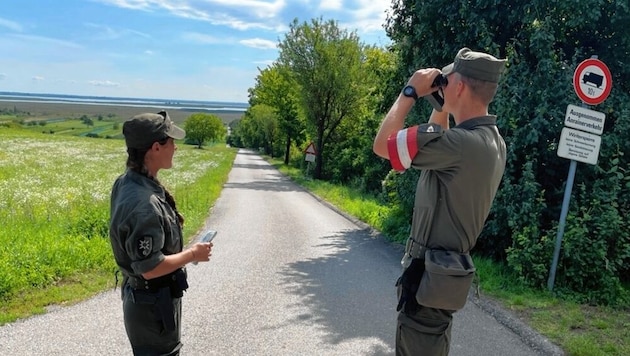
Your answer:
[199,230,217,243]
[192,229,217,265]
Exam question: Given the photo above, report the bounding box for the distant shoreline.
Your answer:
[0,91,248,108]
[0,99,244,124]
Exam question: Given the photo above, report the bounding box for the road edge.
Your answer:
[293,177,565,356]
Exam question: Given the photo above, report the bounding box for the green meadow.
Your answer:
[0,127,236,324]
[22,118,122,138]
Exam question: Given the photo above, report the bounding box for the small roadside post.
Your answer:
[547,56,612,291]
[304,142,317,176]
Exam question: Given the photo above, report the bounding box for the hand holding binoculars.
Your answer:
[423,74,448,112]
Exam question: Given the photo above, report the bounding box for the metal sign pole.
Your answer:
[549,55,611,291]
[547,158,577,291]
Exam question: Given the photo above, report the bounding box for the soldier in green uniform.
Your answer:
[373,48,507,355]
[109,111,213,355]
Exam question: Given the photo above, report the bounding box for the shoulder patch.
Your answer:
[418,123,442,133]
[138,236,153,257]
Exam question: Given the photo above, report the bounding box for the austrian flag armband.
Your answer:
[387,124,444,172]
[387,126,419,172]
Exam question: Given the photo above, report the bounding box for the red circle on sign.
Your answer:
[573,58,612,105]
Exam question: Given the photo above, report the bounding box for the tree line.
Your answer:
[228,0,630,306]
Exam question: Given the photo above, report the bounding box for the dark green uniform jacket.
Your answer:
[109,169,183,279]
[387,116,506,267]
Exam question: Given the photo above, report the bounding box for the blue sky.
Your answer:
[0,0,393,103]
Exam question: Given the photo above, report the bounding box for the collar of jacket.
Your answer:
[125,169,165,197]
[454,115,497,130]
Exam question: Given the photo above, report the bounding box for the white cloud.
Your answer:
[209,0,286,19]
[0,17,22,32]
[84,22,151,40]
[88,80,121,87]
[240,38,277,50]
[11,34,83,49]
[181,32,223,44]
[319,0,342,11]
[93,0,153,10]
[96,0,287,31]
[32,76,45,81]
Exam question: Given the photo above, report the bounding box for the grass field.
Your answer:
[0,125,237,324]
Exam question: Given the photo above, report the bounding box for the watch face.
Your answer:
[403,85,417,99]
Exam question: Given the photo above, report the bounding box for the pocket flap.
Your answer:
[424,249,475,276]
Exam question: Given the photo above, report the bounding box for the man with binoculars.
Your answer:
[373,47,507,355]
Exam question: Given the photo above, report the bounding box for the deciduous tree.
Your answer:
[277,17,371,179]
[184,113,225,149]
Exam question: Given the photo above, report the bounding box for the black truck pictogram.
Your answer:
[582,72,603,88]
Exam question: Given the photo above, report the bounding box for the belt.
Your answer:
[405,238,428,260]
[126,269,184,291]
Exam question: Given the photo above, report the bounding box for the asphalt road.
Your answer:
[0,149,564,355]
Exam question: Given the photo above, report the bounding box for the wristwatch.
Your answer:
[402,85,418,100]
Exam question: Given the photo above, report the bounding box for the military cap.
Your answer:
[123,110,186,149]
[441,47,506,83]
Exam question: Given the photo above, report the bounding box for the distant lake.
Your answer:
[0,91,249,112]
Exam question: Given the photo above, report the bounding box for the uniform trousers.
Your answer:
[122,283,183,356]
[396,301,453,356]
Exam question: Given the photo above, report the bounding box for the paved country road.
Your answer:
[0,149,564,356]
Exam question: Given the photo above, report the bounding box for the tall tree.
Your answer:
[248,64,304,164]
[324,46,400,192]
[238,104,281,156]
[277,17,370,179]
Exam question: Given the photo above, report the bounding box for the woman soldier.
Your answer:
[109,111,212,355]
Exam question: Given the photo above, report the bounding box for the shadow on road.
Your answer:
[231,163,277,170]
[223,178,303,192]
[277,228,400,355]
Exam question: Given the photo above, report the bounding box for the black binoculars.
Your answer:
[432,74,448,88]
[424,74,448,111]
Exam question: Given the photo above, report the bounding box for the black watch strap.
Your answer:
[402,85,418,100]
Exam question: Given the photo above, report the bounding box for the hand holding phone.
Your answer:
[199,230,217,243]
[192,229,217,265]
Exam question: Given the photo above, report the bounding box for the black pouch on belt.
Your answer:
[395,258,425,312]
[169,268,189,298]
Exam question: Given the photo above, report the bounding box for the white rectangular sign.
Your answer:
[557,127,601,165]
[564,104,606,135]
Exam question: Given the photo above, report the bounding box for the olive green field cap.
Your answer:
[123,110,186,149]
[441,47,507,83]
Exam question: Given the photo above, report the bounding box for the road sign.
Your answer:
[304,142,317,155]
[304,142,317,162]
[563,104,606,135]
[573,58,612,105]
[557,127,602,165]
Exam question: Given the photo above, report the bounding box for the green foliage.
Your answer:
[386,0,630,305]
[248,64,306,164]
[184,113,226,148]
[242,19,398,191]
[234,104,283,157]
[277,17,372,179]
